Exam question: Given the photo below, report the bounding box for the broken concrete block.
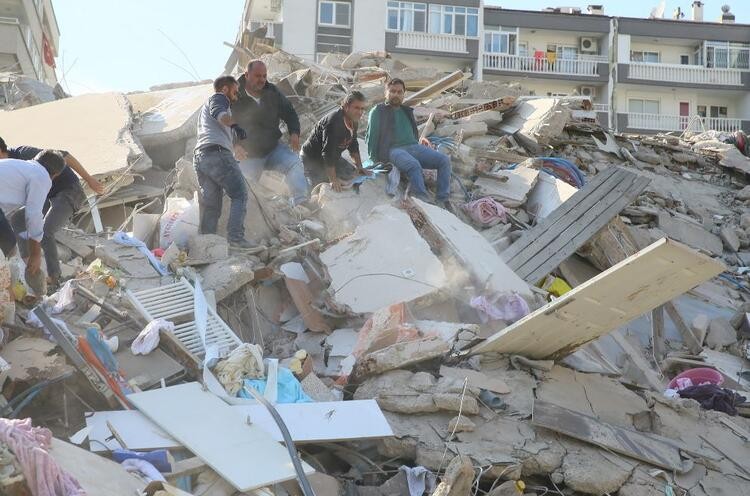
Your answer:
[433,393,479,415]
[474,166,540,208]
[690,314,709,345]
[432,455,475,496]
[299,219,326,238]
[198,256,255,301]
[634,148,662,165]
[562,444,631,495]
[314,177,391,241]
[657,212,723,255]
[448,416,475,433]
[720,226,741,252]
[525,172,578,219]
[354,336,449,377]
[435,120,487,139]
[735,185,750,201]
[741,213,750,230]
[188,234,229,262]
[497,98,571,146]
[281,262,332,333]
[320,205,447,314]
[706,317,738,349]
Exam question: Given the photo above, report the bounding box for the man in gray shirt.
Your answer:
[194,75,254,250]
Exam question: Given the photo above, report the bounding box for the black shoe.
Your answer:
[442,200,455,213]
[229,238,258,251]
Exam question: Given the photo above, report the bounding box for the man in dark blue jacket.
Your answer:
[231,60,308,206]
[366,78,452,208]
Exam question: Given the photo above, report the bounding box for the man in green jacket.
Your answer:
[366,78,452,208]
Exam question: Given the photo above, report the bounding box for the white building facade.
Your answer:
[0,0,59,86]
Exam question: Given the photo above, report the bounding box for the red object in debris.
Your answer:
[42,34,55,68]
[667,367,723,390]
[152,248,165,258]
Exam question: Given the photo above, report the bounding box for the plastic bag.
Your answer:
[159,192,199,249]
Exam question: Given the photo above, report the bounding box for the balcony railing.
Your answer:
[395,31,467,54]
[593,103,610,112]
[627,113,743,133]
[484,53,604,76]
[628,62,744,86]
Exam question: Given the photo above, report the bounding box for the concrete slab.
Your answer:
[657,212,723,256]
[474,166,539,208]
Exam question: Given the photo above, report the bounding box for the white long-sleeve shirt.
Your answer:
[0,158,52,242]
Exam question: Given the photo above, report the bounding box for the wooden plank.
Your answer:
[610,332,665,392]
[128,382,314,492]
[232,400,393,443]
[403,70,465,106]
[502,166,624,263]
[519,175,650,283]
[532,400,688,472]
[85,410,182,452]
[664,302,704,354]
[439,366,510,394]
[471,238,725,359]
[651,305,666,362]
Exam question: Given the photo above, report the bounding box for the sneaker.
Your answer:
[442,200,456,213]
[229,238,258,251]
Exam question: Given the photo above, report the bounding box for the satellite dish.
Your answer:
[721,5,732,14]
[650,0,666,18]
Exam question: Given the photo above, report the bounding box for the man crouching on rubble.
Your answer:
[194,75,255,251]
[0,138,104,289]
[301,90,372,191]
[0,150,66,278]
[366,78,453,210]
[232,60,309,206]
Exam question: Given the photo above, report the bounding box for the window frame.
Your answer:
[628,98,660,114]
[386,1,427,33]
[630,50,660,63]
[428,5,479,37]
[483,26,518,54]
[318,1,351,28]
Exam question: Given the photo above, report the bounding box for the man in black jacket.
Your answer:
[231,60,308,205]
[301,91,371,191]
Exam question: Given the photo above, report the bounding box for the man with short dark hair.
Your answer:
[366,78,452,208]
[0,150,66,276]
[232,60,308,205]
[194,75,255,250]
[0,137,104,286]
[301,91,371,191]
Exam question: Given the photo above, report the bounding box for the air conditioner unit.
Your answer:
[580,37,598,53]
[579,86,596,97]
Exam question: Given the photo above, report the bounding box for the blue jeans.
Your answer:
[239,143,308,205]
[194,147,247,242]
[389,144,452,201]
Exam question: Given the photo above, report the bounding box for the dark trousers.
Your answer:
[11,185,85,279]
[0,209,16,258]
[302,154,357,188]
[194,147,247,242]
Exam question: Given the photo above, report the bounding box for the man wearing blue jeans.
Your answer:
[231,60,308,206]
[194,76,254,250]
[366,78,452,209]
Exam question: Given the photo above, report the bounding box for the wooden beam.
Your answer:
[664,302,703,354]
[651,305,666,362]
[403,70,465,106]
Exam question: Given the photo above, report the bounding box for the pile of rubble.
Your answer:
[0,42,749,496]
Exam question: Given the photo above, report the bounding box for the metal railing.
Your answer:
[483,53,604,76]
[628,61,744,86]
[395,31,468,53]
[627,113,743,133]
[593,103,610,112]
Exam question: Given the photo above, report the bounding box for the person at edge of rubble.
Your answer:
[301,90,372,191]
[231,59,309,207]
[193,75,255,251]
[366,78,453,211]
[0,137,104,289]
[0,150,67,278]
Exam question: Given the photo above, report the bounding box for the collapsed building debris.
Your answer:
[1,31,750,496]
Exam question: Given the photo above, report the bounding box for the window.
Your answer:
[697,105,707,117]
[429,6,479,37]
[387,2,426,32]
[629,98,660,114]
[484,27,517,54]
[631,51,659,63]
[680,55,690,65]
[710,106,728,118]
[319,1,350,27]
[706,41,750,69]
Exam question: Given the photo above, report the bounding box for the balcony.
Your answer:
[394,31,467,54]
[626,113,743,133]
[483,53,605,77]
[628,62,744,86]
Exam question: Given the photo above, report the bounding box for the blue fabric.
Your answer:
[389,143,452,201]
[112,449,171,473]
[238,142,308,205]
[208,93,230,120]
[239,367,312,403]
[85,327,119,373]
[112,231,168,275]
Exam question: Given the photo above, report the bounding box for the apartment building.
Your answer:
[245,0,750,134]
[0,0,59,86]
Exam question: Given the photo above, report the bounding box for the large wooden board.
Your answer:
[502,166,650,284]
[532,400,688,472]
[472,238,725,359]
[128,382,314,492]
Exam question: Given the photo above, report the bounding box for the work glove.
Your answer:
[231,124,247,141]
